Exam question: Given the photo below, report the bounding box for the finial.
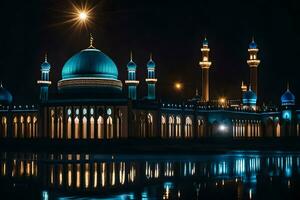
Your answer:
[44,53,47,62]
[248,85,252,91]
[89,33,94,48]
[130,51,133,61]
[196,88,199,96]
[252,36,255,43]
[0,81,2,88]
[241,81,244,86]
[150,53,153,61]
[287,82,290,91]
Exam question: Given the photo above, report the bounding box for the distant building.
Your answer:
[0,36,299,139]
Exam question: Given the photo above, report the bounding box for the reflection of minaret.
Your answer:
[247,37,260,96]
[199,37,212,102]
[37,54,51,102]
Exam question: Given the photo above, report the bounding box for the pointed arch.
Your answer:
[168,116,175,138]
[185,117,193,138]
[20,116,25,138]
[161,115,166,138]
[97,116,104,139]
[1,117,7,138]
[13,116,18,138]
[67,117,72,139]
[74,117,79,139]
[107,117,113,139]
[90,117,95,139]
[26,116,32,138]
[147,113,153,137]
[33,117,38,138]
[82,117,87,139]
[175,116,181,138]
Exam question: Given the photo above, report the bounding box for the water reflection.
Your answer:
[1,152,300,199]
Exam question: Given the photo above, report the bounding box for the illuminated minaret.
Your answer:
[37,54,51,102]
[145,54,157,100]
[125,52,139,100]
[247,38,260,96]
[241,81,247,92]
[199,37,212,102]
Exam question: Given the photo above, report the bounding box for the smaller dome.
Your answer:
[0,84,13,105]
[281,89,295,106]
[127,59,136,70]
[242,88,257,105]
[203,37,208,46]
[41,55,51,70]
[249,39,257,49]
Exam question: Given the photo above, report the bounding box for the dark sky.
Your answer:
[1,0,300,104]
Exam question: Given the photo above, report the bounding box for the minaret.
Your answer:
[125,52,139,100]
[199,37,212,102]
[241,81,247,92]
[37,54,51,102]
[247,37,260,96]
[145,54,157,100]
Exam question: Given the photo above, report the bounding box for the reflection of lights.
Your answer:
[42,191,49,200]
[249,189,253,199]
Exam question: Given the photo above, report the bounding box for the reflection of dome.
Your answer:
[58,46,122,94]
[0,84,13,105]
[281,89,295,106]
[242,88,257,105]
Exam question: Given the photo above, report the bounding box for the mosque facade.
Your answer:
[0,36,299,140]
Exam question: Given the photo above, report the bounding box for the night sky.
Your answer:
[1,0,300,105]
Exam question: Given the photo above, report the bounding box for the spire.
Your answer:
[130,51,133,62]
[195,88,199,96]
[287,81,290,91]
[44,53,48,62]
[248,85,252,91]
[89,33,94,48]
[252,36,255,43]
[149,53,153,61]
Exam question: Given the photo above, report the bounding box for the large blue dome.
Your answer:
[281,89,295,106]
[242,88,257,105]
[58,47,122,94]
[0,85,12,105]
[62,48,118,80]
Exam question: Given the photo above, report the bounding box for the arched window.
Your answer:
[107,117,113,139]
[82,117,87,139]
[57,116,63,139]
[33,117,38,138]
[116,115,122,138]
[161,116,166,138]
[13,117,18,138]
[185,117,192,138]
[20,116,25,138]
[147,113,153,137]
[1,117,7,138]
[97,116,104,139]
[175,116,181,138]
[67,117,72,139]
[90,117,95,139]
[74,117,79,139]
[168,116,174,138]
[276,123,280,137]
[26,116,32,138]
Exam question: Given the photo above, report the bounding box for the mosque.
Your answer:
[0,36,298,140]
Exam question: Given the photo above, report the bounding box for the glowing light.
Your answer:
[79,11,88,21]
[219,124,227,132]
[219,97,226,105]
[174,82,183,91]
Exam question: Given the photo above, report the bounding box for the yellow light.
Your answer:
[219,97,226,104]
[174,82,182,90]
[79,11,88,21]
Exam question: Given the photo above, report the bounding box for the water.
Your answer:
[0,151,300,199]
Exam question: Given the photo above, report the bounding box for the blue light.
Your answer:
[42,191,49,200]
[282,110,292,121]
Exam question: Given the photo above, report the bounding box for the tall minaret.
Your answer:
[125,52,139,100]
[247,37,260,96]
[199,37,212,102]
[145,54,157,100]
[37,54,51,102]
